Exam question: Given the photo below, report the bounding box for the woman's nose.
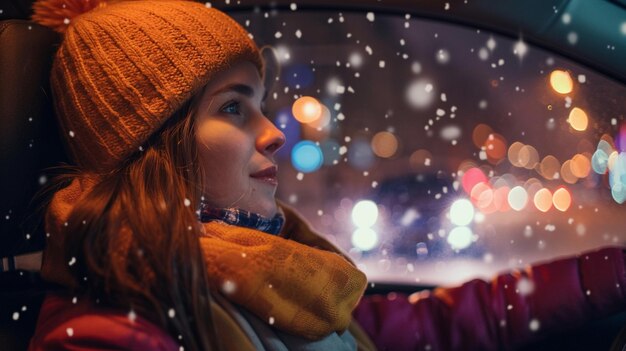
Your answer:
[257,117,286,155]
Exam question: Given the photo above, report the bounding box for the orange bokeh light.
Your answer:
[534,188,553,212]
[552,187,572,212]
[472,124,493,149]
[371,131,399,158]
[484,133,507,163]
[518,145,540,169]
[570,154,591,178]
[508,141,525,167]
[292,96,322,124]
[549,70,573,94]
[560,160,578,184]
[568,107,589,132]
[410,149,433,171]
[539,155,561,180]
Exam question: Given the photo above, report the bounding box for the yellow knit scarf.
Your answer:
[200,203,367,340]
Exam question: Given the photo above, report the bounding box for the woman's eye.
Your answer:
[221,101,241,115]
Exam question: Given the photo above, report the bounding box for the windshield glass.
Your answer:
[232,9,626,285]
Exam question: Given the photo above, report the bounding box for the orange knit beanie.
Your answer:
[32,0,262,172]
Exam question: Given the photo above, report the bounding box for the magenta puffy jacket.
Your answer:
[353,246,626,350]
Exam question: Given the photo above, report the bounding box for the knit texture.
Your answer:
[33,0,262,171]
[200,214,367,340]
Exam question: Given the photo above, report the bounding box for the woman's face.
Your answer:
[195,61,286,218]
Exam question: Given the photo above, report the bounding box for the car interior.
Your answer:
[0,0,626,350]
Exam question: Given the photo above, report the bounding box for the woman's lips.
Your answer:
[250,166,278,186]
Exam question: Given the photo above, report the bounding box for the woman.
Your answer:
[28,1,626,350]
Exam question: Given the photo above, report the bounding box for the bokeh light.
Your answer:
[292,96,322,124]
[440,125,462,141]
[449,199,474,226]
[549,69,574,94]
[608,151,619,172]
[406,79,435,109]
[568,107,589,131]
[508,141,525,167]
[592,149,609,174]
[552,187,572,211]
[371,131,399,158]
[519,145,540,169]
[484,133,508,163]
[472,124,493,149]
[351,227,378,251]
[609,153,626,195]
[470,182,496,213]
[540,155,561,180]
[462,168,488,194]
[447,227,473,250]
[508,186,528,211]
[351,200,378,228]
[534,188,553,212]
[560,160,579,184]
[409,149,433,171]
[307,104,331,129]
[291,141,323,173]
[570,154,591,178]
[598,138,615,156]
[612,183,626,204]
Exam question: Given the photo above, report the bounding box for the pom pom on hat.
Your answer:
[32,0,112,33]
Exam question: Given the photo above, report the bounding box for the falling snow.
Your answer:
[529,319,540,331]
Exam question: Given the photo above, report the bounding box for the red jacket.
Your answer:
[353,246,626,350]
[30,247,626,350]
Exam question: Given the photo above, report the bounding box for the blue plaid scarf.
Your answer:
[198,202,285,235]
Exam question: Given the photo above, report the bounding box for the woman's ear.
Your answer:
[260,46,280,96]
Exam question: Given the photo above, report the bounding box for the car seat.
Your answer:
[0,19,67,350]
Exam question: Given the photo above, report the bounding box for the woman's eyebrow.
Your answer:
[212,83,255,98]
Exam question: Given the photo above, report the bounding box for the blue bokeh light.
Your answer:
[291,140,324,173]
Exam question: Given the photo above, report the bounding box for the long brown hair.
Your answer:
[54,95,218,351]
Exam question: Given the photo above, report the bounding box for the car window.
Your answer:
[231,9,626,286]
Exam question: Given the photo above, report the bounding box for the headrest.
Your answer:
[0,20,68,262]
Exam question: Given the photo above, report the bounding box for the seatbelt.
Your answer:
[0,251,42,272]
